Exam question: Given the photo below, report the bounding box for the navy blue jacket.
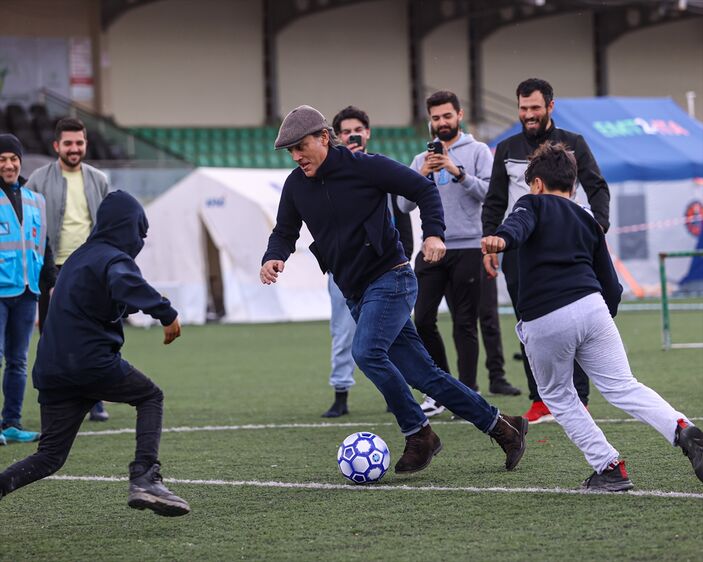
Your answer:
[495,194,622,321]
[33,191,178,403]
[262,146,445,299]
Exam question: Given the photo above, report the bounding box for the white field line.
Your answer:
[76,417,703,437]
[46,474,703,500]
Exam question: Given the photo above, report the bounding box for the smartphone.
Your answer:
[427,141,443,155]
[348,134,363,146]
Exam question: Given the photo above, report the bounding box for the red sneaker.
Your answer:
[523,401,554,424]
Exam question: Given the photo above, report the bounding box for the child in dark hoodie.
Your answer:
[0,190,189,516]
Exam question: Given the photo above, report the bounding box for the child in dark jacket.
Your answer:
[481,142,702,492]
[0,190,189,516]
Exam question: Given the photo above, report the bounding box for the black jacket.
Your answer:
[391,195,414,259]
[496,194,622,321]
[33,190,177,403]
[482,122,610,235]
[262,146,445,299]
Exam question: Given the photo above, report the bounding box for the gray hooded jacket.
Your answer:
[398,132,492,249]
[25,161,109,251]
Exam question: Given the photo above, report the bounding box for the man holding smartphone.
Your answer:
[398,91,520,415]
[319,106,414,418]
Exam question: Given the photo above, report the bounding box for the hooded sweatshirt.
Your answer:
[33,190,177,403]
[397,132,492,249]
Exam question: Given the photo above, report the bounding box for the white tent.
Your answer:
[134,168,330,325]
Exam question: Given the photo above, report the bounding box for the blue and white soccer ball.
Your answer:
[337,432,391,484]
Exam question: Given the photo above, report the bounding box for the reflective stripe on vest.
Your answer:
[0,188,47,297]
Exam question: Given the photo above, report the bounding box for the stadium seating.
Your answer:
[0,103,124,161]
[130,126,430,168]
[2,102,429,167]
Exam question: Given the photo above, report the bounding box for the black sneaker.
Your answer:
[676,420,703,483]
[582,460,634,492]
[394,425,442,474]
[489,378,522,396]
[89,402,109,422]
[128,463,190,517]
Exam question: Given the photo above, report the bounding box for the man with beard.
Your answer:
[398,91,520,417]
[26,118,110,421]
[482,78,610,424]
[0,135,56,446]
[320,105,414,418]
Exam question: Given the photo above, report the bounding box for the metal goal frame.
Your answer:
[659,250,703,350]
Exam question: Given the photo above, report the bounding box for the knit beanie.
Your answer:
[0,134,23,161]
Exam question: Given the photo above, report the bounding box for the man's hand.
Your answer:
[431,153,461,177]
[260,260,285,284]
[163,317,181,345]
[482,253,500,278]
[481,235,506,255]
[420,150,461,178]
[422,236,446,263]
[420,152,442,176]
[346,142,364,153]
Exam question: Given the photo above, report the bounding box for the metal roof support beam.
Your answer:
[467,5,485,124]
[408,0,426,123]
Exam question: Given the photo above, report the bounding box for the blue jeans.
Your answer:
[347,265,498,436]
[1,289,39,427]
[328,274,356,391]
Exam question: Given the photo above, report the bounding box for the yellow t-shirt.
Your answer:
[57,170,92,265]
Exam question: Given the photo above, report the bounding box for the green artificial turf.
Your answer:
[1,309,701,561]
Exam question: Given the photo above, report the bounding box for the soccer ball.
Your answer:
[336,432,390,484]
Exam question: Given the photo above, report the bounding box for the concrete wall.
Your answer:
[422,19,470,107]
[608,18,703,114]
[483,12,596,102]
[419,11,595,135]
[2,1,702,126]
[420,12,703,127]
[104,0,264,126]
[0,0,92,36]
[276,0,411,126]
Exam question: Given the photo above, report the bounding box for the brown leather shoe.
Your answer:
[394,425,443,474]
[489,414,528,471]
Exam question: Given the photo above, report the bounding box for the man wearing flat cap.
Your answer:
[0,134,56,446]
[260,106,528,476]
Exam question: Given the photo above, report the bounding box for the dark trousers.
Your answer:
[413,248,482,391]
[0,367,163,496]
[478,268,506,382]
[502,249,589,405]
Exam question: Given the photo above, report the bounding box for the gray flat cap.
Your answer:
[274,105,328,149]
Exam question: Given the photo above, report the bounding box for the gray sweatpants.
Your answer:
[517,292,688,474]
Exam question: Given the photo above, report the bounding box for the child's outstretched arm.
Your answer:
[481,196,538,278]
[106,257,180,341]
[493,197,538,250]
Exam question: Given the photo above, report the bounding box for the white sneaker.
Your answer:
[420,396,445,417]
